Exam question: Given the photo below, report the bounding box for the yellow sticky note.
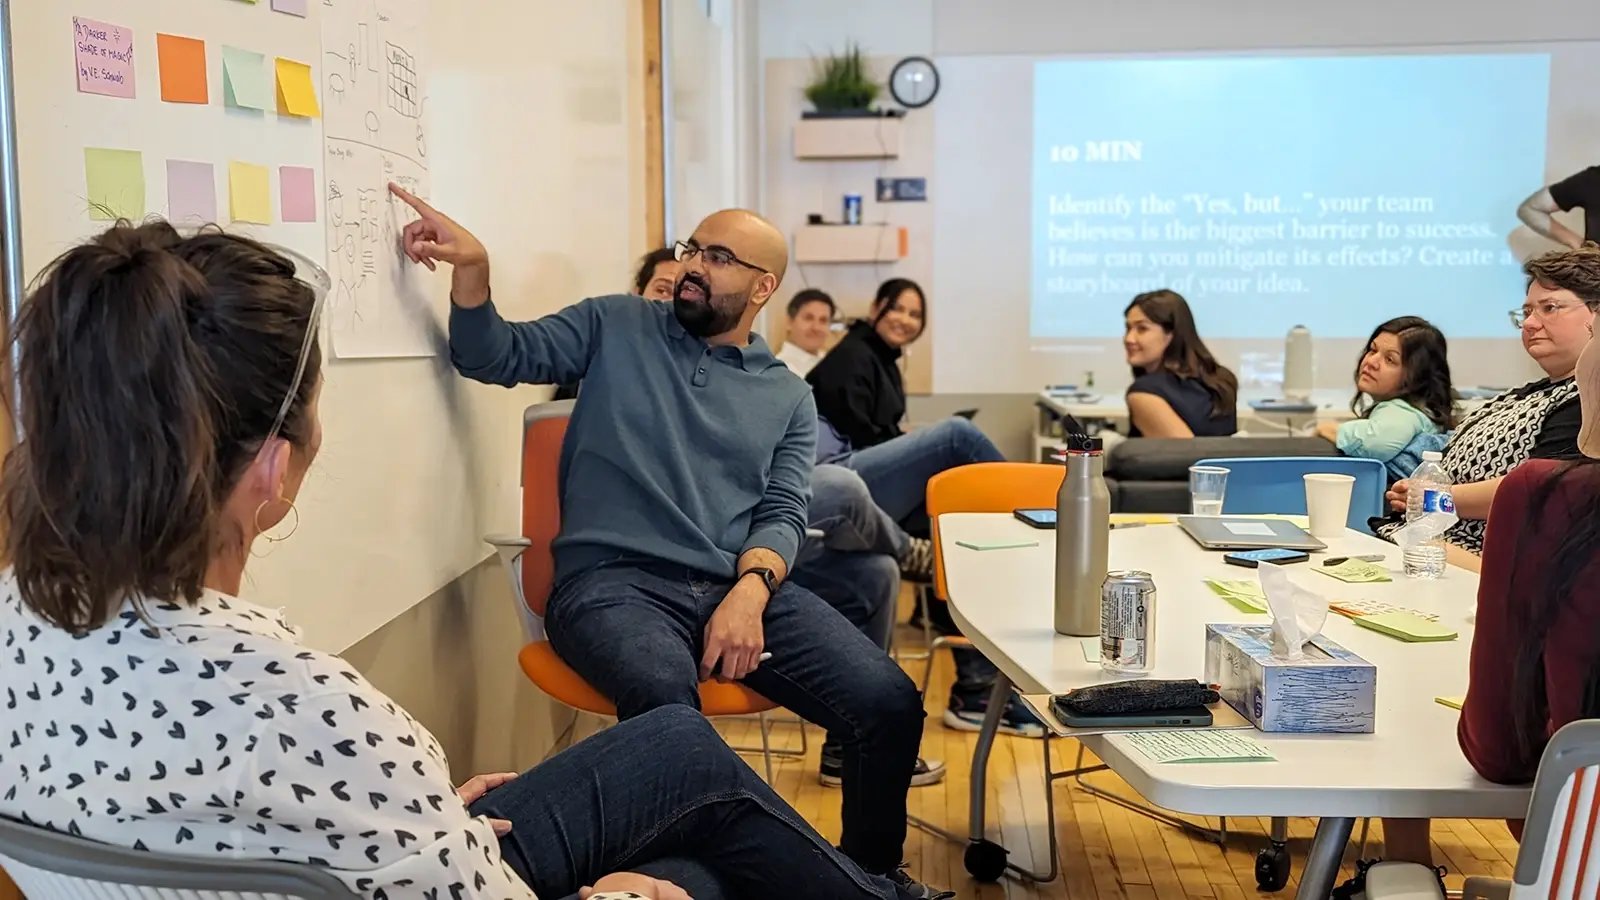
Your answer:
[83,148,145,221]
[275,58,320,118]
[228,161,271,224]
[1435,696,1465,711]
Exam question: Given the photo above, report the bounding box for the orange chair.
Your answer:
[485,400,789,780]
[918,462,1065,695]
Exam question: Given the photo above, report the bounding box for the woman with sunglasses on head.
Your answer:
[0,222,940,900]
[1373,245,1600,562]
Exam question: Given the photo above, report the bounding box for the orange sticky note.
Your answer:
[156,33,207,104]
[274,58,320,118]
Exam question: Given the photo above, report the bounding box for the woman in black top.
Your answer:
[807,279,1031,737]
[1122,289,1239,438]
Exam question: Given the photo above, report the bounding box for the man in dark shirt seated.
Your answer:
[389,186,948,899]
[553,248,679,400]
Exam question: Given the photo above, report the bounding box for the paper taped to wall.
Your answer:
[320,0,438,358]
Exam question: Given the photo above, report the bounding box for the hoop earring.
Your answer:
[251,498,300,558]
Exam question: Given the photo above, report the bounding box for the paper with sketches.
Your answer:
[320,0,437,358]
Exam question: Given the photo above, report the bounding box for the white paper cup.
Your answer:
[1304,473,1356,538]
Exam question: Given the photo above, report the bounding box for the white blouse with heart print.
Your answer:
[0,575,639,900]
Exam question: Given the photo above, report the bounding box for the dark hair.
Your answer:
[1124,289,1237,414]
[1524,242,1600,305]
[869,278,927,340]
[1350,316,1456,431]
[1507,459,1600,762]
[787,288,835,320]
[1,221,321,631]
[633,246,678,295]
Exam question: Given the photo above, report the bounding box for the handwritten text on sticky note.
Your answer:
[74,18,135,99]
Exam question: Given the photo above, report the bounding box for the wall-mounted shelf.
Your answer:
[793,117,902,159]
[794,224,906,263]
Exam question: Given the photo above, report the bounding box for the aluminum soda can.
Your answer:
[843,194,863,225]
[1100,570,1156,675]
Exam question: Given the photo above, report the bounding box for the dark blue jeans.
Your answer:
[837,417,1007,533]
[545,561,925,875]
[471,705,897,900]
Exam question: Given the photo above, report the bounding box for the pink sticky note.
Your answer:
[166,160,216,225]
[279,166,317,222]
[271,0,308,15]
[73,17,135,99]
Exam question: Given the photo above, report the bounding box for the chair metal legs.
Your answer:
[727,712,808,783]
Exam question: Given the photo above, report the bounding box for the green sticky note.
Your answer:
[1205,579,1268,613]
[1354,611,1458,642]
[83,148,145,221]
[1316,560,1393,584]
[222,46,269,110]
[955,539,1039,552]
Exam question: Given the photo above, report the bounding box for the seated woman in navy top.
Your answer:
[1122,289,1239,438]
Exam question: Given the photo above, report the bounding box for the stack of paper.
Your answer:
[1124,730,1275,763]
[1205,579,1269,613]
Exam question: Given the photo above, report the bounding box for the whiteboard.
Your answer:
[11,0,645,650]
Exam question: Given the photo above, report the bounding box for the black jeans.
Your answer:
[471,705,896,899]
[545,560,925,874]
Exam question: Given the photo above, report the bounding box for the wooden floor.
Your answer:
[713,614,1519,899]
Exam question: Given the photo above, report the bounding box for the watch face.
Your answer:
[891,57,940,109]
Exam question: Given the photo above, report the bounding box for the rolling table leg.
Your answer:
[966,676,1013,841]
[1295,817,1355,900]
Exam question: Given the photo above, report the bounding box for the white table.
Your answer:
[939,514,1530,898]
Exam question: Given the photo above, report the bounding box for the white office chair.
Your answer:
[1362,719,1600,900]
[0,815,356,899]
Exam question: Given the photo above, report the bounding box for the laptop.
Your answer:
[1177,515,1327,551]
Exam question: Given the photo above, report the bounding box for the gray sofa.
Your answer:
[1103,436,1338,513]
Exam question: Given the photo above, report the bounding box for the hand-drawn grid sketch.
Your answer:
[320,0,439,358]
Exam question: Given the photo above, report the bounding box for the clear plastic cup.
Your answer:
[1189,465,1229,516]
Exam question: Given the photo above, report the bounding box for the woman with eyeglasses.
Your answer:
[1373,246,1600,569]
[1363,241,1600,864]
[0,222,937,900]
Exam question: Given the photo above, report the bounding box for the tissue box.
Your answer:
[1204,624,1376,733]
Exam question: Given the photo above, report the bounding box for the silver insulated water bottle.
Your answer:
[1054,433,1110,636]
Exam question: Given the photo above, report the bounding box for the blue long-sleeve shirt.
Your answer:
[450,295,816,584]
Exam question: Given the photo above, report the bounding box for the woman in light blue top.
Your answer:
[1316,316,1456,480]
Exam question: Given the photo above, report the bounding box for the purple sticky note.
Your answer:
[74,17,135,99]
[279,166,317,222]
[166,160,217,224]
[271,0,309,16]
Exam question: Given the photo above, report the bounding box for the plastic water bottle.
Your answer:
[1054,433,1110,636]
[1400,451,1455,580]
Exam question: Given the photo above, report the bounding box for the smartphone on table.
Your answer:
[1013,508,1056,529]
[1223,548,1311,568]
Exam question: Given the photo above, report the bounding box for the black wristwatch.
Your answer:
[740,567,778,597]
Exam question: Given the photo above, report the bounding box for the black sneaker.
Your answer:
[886,863,956,899]
[819,745,947,787]
[942,690,1046,739]
[900,537,935,583]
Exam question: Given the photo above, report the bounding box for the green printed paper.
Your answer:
[1316,560,1393,584]
[1124,730,1275,763]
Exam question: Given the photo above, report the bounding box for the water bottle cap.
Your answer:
[1422,451,1443,461]
[1065,433,1102,454]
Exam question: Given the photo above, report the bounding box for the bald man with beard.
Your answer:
[390,189,948,900]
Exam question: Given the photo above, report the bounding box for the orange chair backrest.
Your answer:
[927,462,1064,600]
[519,402,573,619]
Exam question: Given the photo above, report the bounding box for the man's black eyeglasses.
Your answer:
[674,240,769,275]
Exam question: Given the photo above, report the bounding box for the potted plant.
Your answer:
[802,44,882,118]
